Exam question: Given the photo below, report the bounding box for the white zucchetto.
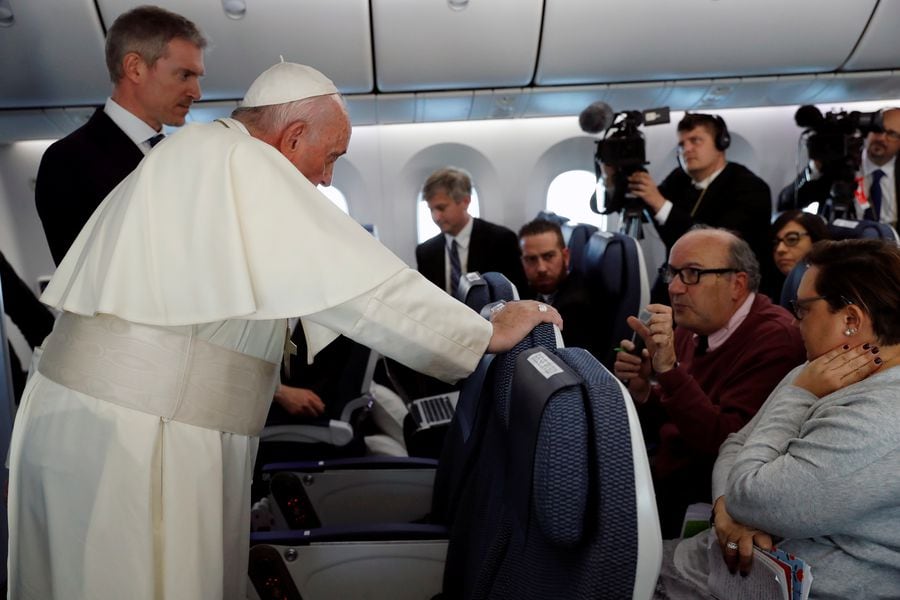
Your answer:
[241,60,339,108]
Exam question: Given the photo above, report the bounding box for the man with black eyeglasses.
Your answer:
[856,108,900,227]
[613,227,805,538]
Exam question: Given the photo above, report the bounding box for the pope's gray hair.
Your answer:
[231,93,346,140]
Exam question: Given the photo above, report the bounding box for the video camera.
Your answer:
[579,102,669,237]
[794,104,883,221]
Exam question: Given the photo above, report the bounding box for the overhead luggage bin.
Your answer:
[535,0,877,85]
[372,0,542,92]
[97,0,374,100]
[842,1,900,71]
[0,0,108,108]
[810,71,900,105]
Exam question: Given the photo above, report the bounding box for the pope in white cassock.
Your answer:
[7,62,561,599]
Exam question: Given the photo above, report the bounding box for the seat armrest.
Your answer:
[249,529,447,600]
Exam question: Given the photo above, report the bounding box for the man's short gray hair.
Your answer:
[422,167,472,203]
[105,5,206,84]
[688,224,760,292]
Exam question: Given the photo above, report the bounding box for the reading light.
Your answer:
[0,0,15,28]
[448,0,469,11]
[222,0,246,20]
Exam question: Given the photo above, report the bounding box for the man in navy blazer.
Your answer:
[35,6,206,265]
[415,167,527,296]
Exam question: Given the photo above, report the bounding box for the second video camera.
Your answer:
[579,102,670,216]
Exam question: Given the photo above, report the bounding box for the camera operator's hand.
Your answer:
[627,171,667,213]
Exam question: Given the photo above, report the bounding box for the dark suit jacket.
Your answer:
[35,107,144,265]
[778,155,900,227]
[655,162,772,267]
[524,271,606,361]
[415,217,527,296]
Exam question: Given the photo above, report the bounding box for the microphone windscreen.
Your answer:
[579,101,615,133]
[795,105,823,129]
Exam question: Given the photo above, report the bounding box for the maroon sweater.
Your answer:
[640,294,806,500]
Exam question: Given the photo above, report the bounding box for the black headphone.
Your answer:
[682,112,731,151]
[712,115,731,151]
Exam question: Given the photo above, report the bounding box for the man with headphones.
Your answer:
[625,113,772,273]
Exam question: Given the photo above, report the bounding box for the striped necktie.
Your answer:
[449,239,462,296]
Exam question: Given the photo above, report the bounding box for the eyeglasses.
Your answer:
[788,295,828,321]
[788,295,854,321]
[659,264,739,285]
[772,231,810,247]
[874,129,900,142]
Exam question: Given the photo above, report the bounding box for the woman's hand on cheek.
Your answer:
[794,342,882,397]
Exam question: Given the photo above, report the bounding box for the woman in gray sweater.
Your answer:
[656,238,900,599]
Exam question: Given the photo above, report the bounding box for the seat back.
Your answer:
[565,223,599,274]
[456,271,520,307]
[431,321,559,526]
[443,344,661,600]
[827,217,900,244]
[574,231,649,369]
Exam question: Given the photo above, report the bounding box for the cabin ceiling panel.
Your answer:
[376,94,417,124]
[535,0,878,86]
[371,0,543,92]
[842,2,900,71]
[415,92,474,123]
[522,86,608,119]
[603,83,670,115]
[345,95,378,126]
[0,0,109,109]
[97,0,374,99]
[0,111,66,142]
[470,89,533,120]
[809,71,900,106]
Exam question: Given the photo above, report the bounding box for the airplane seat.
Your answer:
[575,231,650,370]
[396,271,519,458]
[779,260,810,310]
[565,223,599,275]
[254,286,535,533]
[247,323,562,600]
[251,332,380,502]
[826,217,900,244]
[443,345,661,600]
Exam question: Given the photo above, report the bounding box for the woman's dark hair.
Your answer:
[769,210,830,244]
[806,239,900,344]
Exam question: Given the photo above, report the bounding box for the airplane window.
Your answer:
[319,185,349,214]
[417,189,480,243]
[803,202,819,215]
[546,170,607,230]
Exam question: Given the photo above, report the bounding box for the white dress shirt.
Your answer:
[855,152,896,225]
[104,97,162,154]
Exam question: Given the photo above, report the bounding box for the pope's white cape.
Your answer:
[42,119,407,334]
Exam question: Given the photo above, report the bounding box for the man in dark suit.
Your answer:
[615,113,772,268]
[415,167,527,296]
[778,108,900,228]
[518,219,605,360]
[856,108,900,227]
[35,5,206,265]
